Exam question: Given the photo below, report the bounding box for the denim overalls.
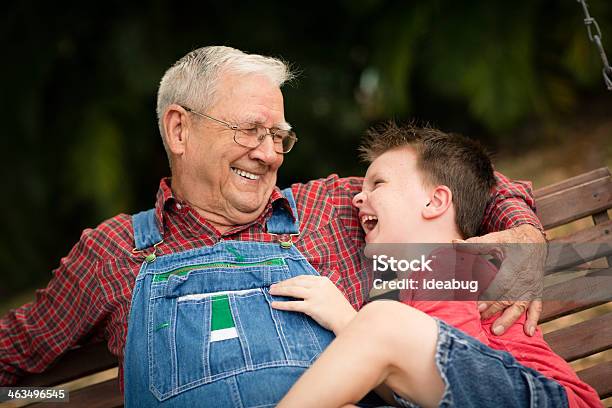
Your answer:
[124,189,335,407]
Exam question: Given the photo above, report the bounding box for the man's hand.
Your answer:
[455,224,547,336]
[269,275,357,335]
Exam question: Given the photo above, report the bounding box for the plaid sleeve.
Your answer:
[0,229,108,385]
[480,171,543,234]
[325,176,364,243]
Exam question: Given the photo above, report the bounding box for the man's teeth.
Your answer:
[231,168,260,180]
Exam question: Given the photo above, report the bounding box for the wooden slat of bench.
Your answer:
[550,218,612,244]
[544,312,612,361]
[593,210,612,268]
[577,361,612,399]
[534,168,611,198]
[536,175,612,230]
[540,268,612,322]
[545,219,612,274]
[17,342,117,387]
[28,378,123,408]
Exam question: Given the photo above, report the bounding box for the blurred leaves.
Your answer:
[425,2,538,131]
[69,112,130,216]
[366,3,430,116]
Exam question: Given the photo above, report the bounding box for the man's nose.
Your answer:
[249,135,279,163]
[352,191,365,208]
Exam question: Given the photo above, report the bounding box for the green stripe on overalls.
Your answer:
[210,294,237,342]
[153,258,286,282]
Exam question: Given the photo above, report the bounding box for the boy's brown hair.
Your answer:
[359,121,496,238]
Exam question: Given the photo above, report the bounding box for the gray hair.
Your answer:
[156,46,294,159]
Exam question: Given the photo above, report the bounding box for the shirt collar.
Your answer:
[154,178,295,237]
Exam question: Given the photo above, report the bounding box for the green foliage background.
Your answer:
[1,0,610,297]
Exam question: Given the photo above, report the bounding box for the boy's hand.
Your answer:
[269,275,357,335]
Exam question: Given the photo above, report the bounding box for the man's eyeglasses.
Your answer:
[181,105,298,154]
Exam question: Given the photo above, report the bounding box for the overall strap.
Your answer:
[266,187,300,235]
[132,209,163,250]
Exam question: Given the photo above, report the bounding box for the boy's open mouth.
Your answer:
[360,215,378,233]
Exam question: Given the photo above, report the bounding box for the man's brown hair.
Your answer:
[359,121,496,238]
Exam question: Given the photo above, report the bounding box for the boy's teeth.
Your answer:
[361,215,378,223]
[231,168,260,180]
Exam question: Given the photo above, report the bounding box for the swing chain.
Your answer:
[576,0,612,90]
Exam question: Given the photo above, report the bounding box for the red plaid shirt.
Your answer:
[0,172,540,388]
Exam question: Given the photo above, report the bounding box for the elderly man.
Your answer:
[0,46,545,406]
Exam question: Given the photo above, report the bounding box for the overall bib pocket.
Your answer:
[146,259,330,401]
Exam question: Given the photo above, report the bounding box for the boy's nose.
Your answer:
[352,191,365,208]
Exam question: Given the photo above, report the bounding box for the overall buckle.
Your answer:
[270,233,299,249]
[132,240,164,262]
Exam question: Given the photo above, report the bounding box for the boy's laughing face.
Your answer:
[353,146,431,244]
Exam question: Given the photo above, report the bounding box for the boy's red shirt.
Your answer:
[399,250,601,408]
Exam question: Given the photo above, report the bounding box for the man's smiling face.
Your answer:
[182,72,286,223]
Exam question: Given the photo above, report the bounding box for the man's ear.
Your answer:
[163,104,191,156]
[422,185,453,220]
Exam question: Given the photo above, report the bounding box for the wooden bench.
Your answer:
[14,167,612,407]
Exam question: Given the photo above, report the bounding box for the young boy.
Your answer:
[269,123,600,407]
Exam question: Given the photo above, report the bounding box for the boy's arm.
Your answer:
[0,229,107,385]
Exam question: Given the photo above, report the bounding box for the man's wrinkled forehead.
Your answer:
[230,112,291,130]
[216,72,290,129]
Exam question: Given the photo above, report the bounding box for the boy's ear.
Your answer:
[422,185,453,220]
